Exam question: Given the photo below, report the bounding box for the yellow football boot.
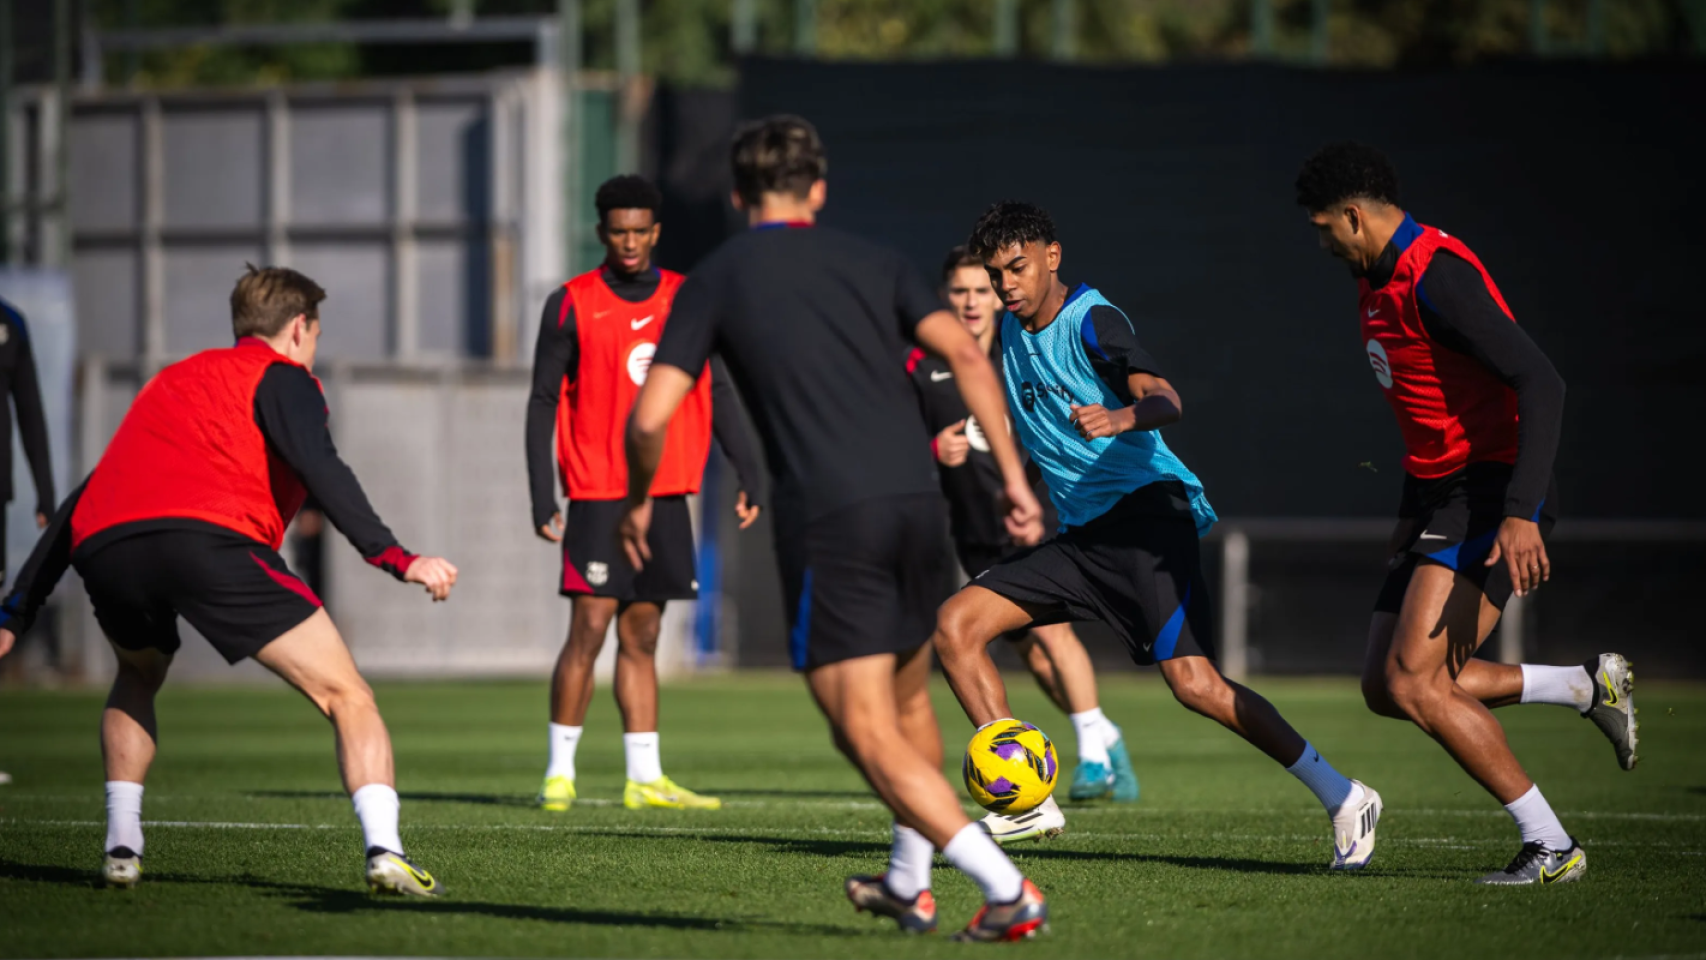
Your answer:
[623,775,721,810]
[538,775,576,812]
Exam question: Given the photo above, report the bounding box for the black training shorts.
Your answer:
[970,481,1214,667]
[779,493,956,671]
[74,526,323,664]
[1375,462,1558,615]
[561,495,698,603]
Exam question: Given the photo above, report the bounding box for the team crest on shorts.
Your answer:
[585,561,609,586]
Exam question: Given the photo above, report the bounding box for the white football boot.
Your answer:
[978,794,1066,845]
[1329,781,1383,870]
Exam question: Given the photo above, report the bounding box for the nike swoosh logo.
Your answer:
[390,855,436,889]
[631,315,655,330]
[930,370,953,382]
[1539,854,1581,884]
[1601,670,1620,708]
[1366,307,1379,318]
[1418,533,1448,541]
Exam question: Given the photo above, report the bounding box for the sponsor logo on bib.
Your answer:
[1366,339,1393,389]
[627,342,656,386]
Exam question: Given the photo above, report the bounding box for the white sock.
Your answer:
[1069,708,1113,767]
[624,732,663,784]
[1504,784,1572,850]
[546,723,583,780]
[1285,741,1358,814]
[351,783,404,855]
[942,823,1024,904]
[104,781,145,856]
[1520,664,1594,712]
[885,823,934,901]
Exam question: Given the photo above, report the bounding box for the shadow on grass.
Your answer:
[248,790,536,808]
[0,858,853,936]
[578,828,1324,876]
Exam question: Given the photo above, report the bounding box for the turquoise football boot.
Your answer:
[1067,759,1113,801]
[1106,725,1140,802]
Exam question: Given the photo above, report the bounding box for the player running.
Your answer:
[909,245,1137,845]
[525,174,763,813]
[0,265,456,895]
[931,201,1385,872]
[1295,142,1635,886]
[620,116,1049,942]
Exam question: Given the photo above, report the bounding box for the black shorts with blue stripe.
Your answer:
[1374,462,1558,614]
[968,480,1215,667]
[777,493,956,671]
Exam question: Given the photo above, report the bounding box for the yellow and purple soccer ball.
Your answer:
[962,720,1058,814]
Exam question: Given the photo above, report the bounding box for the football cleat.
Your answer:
[1475,838,1587,886]
[978,794,1065,845]
[624,776,722,810]
[950,879,1049,943]
[538,774,576,812]
[1329,781,1383,870]
[844,874,938,934]
[366,847,440,897]
[1106,726,1140,802]
[102,847,141,889]
[1067,759,1114,801]
[1582,653,1638,771]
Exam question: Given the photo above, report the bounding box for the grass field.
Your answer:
[1,673,1702,959]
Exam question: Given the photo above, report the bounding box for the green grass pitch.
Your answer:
[2,673,1703,958]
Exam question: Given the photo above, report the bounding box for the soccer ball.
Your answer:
[962,720,1058,814]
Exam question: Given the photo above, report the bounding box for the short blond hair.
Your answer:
[230,263,325,339]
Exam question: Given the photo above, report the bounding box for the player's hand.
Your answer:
[1068,403,1135,441]
[735,491,761,530]
[35,512,47,530]
[619,498,654,570]
[405,556,459,602]
[1000,478,1045,546]
[0,628,15,660]
[935,419,970,467]
[1485,517,1550,598]
[536,511,564,543]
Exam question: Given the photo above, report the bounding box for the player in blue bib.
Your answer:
[931,202,1385,869]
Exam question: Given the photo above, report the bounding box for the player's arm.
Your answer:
[1069,305,1181,440]
[622,274,719,568]
[914,310,1041,543]
[525,288,577,542]
[6,309,55,526]
[1417,251,1565,597]
[254,365,457,601]
[0,480,83,659]
[708,355,764,529]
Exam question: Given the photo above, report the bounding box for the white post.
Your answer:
[1221,528,1249,680]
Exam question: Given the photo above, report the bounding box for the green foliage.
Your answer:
[84,0,1703,89]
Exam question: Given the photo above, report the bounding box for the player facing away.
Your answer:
[1295,142,1637,886]
[909,245,1137,844]
[931,201,1385,871]
[525,174,763,812]
[0,266,457,894]
[620,116,1050,942]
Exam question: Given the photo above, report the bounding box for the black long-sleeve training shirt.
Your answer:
[0,298,55,515]
[0,359,413,635]
[524,266,765,530]
[1366,244,1565,519]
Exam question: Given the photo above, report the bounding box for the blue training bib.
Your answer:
[1000,285,1217,535]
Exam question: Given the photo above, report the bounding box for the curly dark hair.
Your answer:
[595,174,663,224]
[1294,141,1401,211]
[731,114,827,206]
[966,201,1057,262]
[939,244,984,284]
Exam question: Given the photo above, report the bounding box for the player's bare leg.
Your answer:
[98,643,172,888]
[1370,562,1583,882]
[614,601,662,733]
[812,650,1034,928]
[1157,656,1304,764]
[932,586,1037,726]
[255,610,435,895]
[552,596,619,726]
[1021,622,1137,801]
[1015,624,1092,714]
